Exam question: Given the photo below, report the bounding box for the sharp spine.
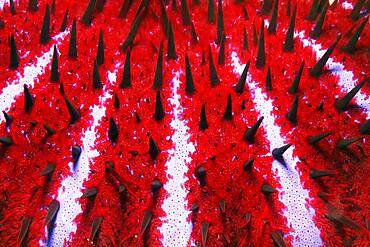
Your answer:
[72,145,82,162]
[343,16,369,54]
[108,117,119,143]
[82,187,98,199]
[336,137,362,150]
[243,6,249,20]
[190,22,198,44]
[118,0,133,19]
[140,211,152,236]
[95,0,106,12]
[151,180,162,194]
[153,42,163,89]
[310,3,328,39]
[307,0,319,20]
[287,96,298,124]
[18,217,33,247]
[265,67,272,91]
[59,83,65,95]
[185,54,196,95]
[215,0,224,44]
[149,137,160,159]
[256,20,265,68]
[45,200,60,227]
[160,0,169,36]
[268,0,278,34]
[218,33,225,65]
[244,116,264,143]
[308,132,331,145]
[253,22,258,45]
[40,4,51,44]
[167,22,177,60]
[309,33,341,77]
[97,30,105,65]
[261,0,273,15]
[40,163,55,177]
[114,93,120,109]
[10,0,16,15]
[261,184,277,194]
[81,0,96,25]
[270,231,287,247]
[243,158,254,171]
[199,104,209,130]
[121,7,145,50]
[69,18,77,58]
[154,91,165,121]
[286,0,291,16]
[180,0,191,25]
[201,221,209,246]
[234,60,250,94]
[223,94,232,120]
[24,85,34,112]
[272,144,291,165]
[171,0,177,11]
[209,46,219,86]
[90,217,103,243]
[243,28,249,50]
[51,0,56,14]
[335,77,367,111]
[3,111,13,127]
[64,96,80,124]
[283,5,296,51]
[60,10,68,32]
[120,49,131,89]
[93,60,102,89]
[289,61,304,94]
[310,169,333,179]
[208,0,215,23]
[50,45,60,82]
[195,166,206,186]
[9,34,19,69]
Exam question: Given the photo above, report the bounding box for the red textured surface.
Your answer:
[0,0,369,246]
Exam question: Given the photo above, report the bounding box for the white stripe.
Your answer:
[159,72,194,246]
[0,31,68,121]
[342,1,353,10]
[0,0,6,9]
[47,65,119,246]
[231,52,323,247]
[297,32,370,118]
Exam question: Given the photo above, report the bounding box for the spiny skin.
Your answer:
[0,1,369,246]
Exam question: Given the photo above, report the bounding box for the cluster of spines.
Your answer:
[1,0,369,246]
